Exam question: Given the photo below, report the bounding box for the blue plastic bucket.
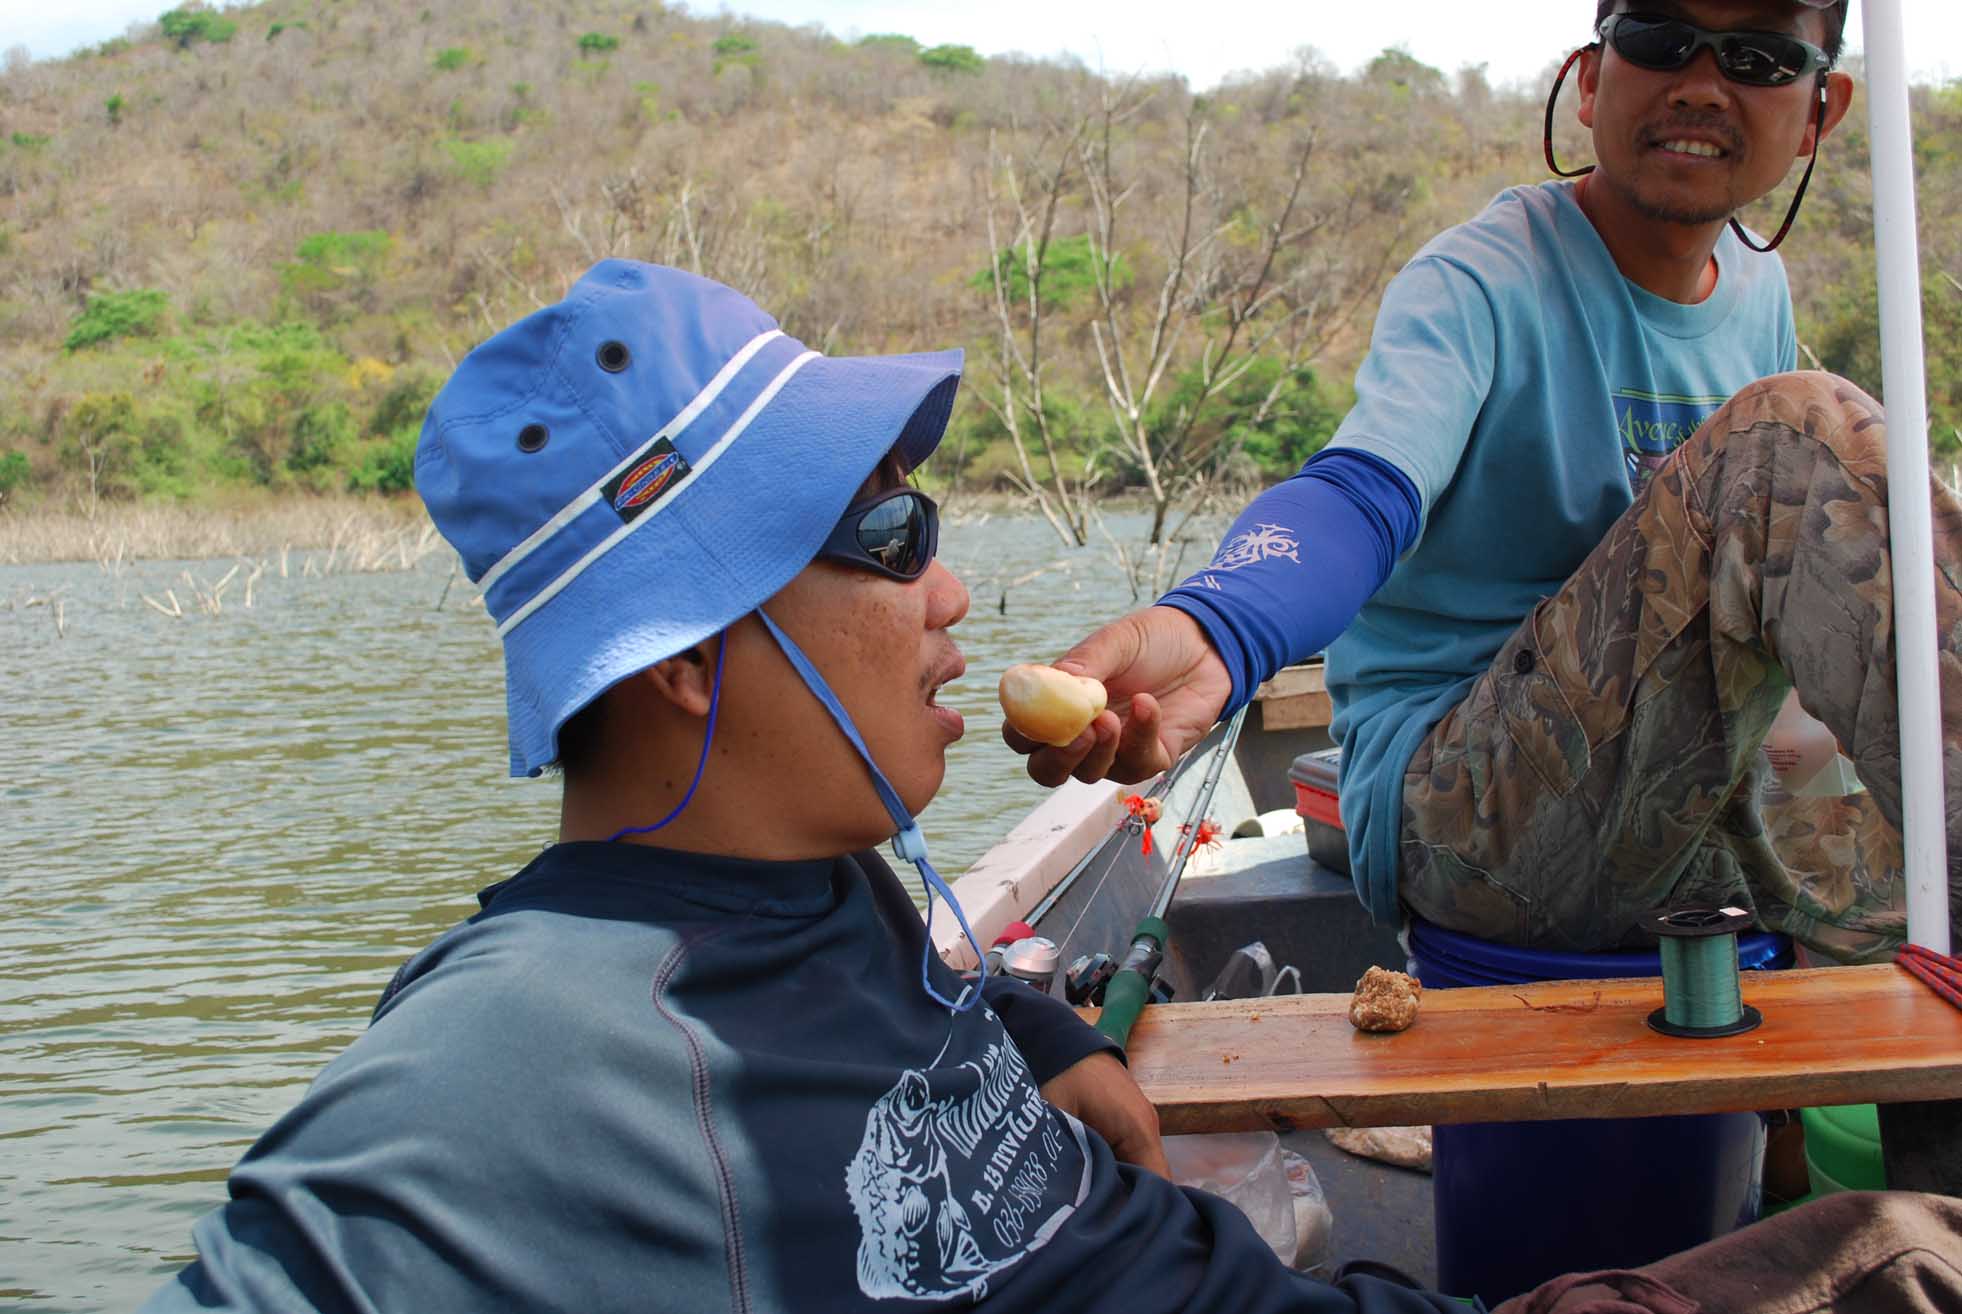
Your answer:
[1410,918,1793,1305]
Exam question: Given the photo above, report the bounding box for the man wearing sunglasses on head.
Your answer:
[1017,0,1962,977]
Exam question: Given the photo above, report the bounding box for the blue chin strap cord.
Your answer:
[755,608,987,1013]
[606,636,729,844]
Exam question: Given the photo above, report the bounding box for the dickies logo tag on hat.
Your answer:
[604,438,692,522]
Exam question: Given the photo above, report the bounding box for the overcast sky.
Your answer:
[7,0,1959,90]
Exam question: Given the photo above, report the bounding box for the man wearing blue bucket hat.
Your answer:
[135,260,1483,1313]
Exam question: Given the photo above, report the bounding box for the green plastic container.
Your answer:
[1802,1104,1887,1194]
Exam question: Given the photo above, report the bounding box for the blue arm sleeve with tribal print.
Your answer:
[1158,448,1420,714]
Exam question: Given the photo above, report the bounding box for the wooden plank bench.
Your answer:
[1098,965,1962,1185]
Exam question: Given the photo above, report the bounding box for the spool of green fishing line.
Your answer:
[1647,906,1762,1039]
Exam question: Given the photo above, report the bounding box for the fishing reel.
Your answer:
[1066,950,1175,1007]
[1066,952,1116,1006]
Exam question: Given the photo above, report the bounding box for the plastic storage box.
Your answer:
[1288,747,1348,874]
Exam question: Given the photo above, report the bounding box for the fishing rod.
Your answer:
[970,714,1208,989]
[1094,705,1249,1049]
[1023,752,1187,932]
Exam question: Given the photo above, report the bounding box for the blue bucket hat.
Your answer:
[415,259,962,778]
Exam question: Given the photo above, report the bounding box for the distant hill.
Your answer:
[0,1,1956,512]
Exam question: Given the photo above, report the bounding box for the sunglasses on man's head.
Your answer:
[817,488,939,582]
[1598,13,1831,87]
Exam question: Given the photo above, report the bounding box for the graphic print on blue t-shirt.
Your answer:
[1613,386,1728,490]
[846,1006,1089,1303]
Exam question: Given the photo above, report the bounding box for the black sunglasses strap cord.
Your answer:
[1729,87,1828,253]
[1544,45,1600,179]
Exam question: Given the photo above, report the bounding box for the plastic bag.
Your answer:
[1200,940,1306,1001]
[1202,941,1278,1000]
[1163,1132,1296,1265]
[1761,691,1865,801]
[1280,1148,1333,1271]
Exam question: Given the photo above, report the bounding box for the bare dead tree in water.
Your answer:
[1090,94,1396,545]
[958,78,1415,597]
[974,118,1099,548]
[1078,87,1409,596]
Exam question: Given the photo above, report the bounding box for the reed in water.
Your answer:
[0,496,437,569]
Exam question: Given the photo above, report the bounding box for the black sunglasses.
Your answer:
[1598,13,1831,87]
[817,488,939,582]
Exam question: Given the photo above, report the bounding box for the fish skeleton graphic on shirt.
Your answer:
[845,1011,1091,1302]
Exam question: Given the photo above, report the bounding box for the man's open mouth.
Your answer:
[924,655,966,705]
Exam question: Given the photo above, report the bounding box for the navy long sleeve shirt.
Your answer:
[141,841,1456,1314]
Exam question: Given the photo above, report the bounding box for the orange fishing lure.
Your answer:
[1120,793,1163,855]
[1175,817,1224,858]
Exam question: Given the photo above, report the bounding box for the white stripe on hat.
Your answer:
[495,349,820,638]
[476,328,784,595]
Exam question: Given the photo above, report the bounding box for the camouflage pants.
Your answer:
[1400,372,1962,963]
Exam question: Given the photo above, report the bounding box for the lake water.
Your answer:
[0,509,1223,1311]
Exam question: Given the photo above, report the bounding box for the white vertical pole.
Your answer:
[1863,0,1951,954]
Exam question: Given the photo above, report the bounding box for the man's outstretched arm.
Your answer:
[1007,254,1495,786]
[1008,452,1420,787]
[1159,448,1420,715]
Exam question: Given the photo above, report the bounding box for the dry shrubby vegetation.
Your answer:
[0,0,1958,562]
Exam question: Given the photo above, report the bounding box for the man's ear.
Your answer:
[1806,71,1856,155]
[1574,45,1603,130]
[636,641,719,718]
